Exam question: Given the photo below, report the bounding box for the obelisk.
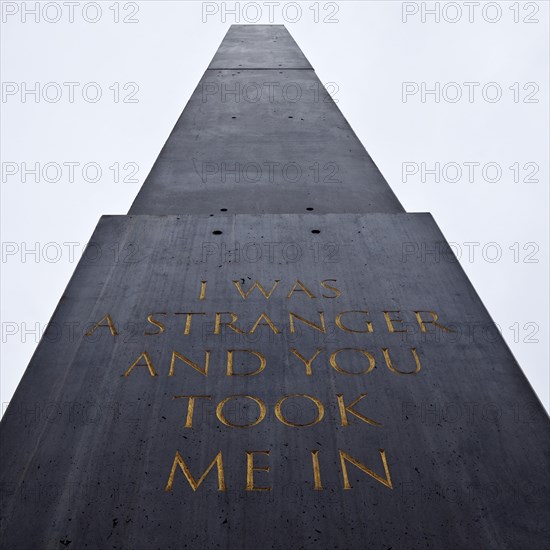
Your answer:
[1,25,548,549]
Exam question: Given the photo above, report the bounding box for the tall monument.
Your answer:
[1,26,548,549]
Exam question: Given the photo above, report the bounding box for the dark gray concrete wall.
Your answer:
[208,25,313,69]
[129,26,404,215]
[1,214,548,549]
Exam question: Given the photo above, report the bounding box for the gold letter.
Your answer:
[175,312,206,335]
[216,395,267,428]
[173,395,211,428]
[336,311,373,333]
[289,311,326,334]
[320,279,341,299]
[199,281,207,301]
[226,350,266,376]
[275,394,325,427]
[414,311,454,333]
[233,280,280,299]
[336,394,382,427]
[311,450,323,490]
[246,451,271,491]
[339,449,393,490]
[290,348,322,376]
[383,311,407,333]
[330,349,375,375]
[86,313,118,336]
[124,351,157,377]
[144,313,166,336]
[249,312,280,334]
[169,351,211,377]
[165,450,225,492]
[382,347,422,375]
[214,312,244,334]
[287,280,316,299]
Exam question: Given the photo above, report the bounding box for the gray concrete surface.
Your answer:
[129,26,404,215]
[0,213,548,548]
[208,24,313,69]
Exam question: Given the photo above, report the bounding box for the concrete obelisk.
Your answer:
[1,25,548,549]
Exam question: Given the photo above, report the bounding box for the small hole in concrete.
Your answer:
[306,207,314,211]
[220,208,228,212]
[288,116,293,119]
[311,229,320,234]
[212,230,223,235]
[231,116,237,119]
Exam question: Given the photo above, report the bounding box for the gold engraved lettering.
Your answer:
[336,311,373,333]
[199,281,207,301]
[289,311,326,334]
[216,395,267,428]
[173,395,211,428]
[123,351,157,377]
[226,350,267,376]
[311,450,323,490]
[169,351,210,377]
[383,311,407,333]
[382,347,422,375]
[330,348,375,375]
[175,312,206,335]
[249,312,280,334]
[274,394,325,427]
[320,279,341,299]
[144,313,166,335]
[414,311,454,333]
[214,312,244,334]
[233,280,280,299]
[289,348,322,376]
[339,449,393,490]
[287,280,316,299]
[86,313,118,336]
[165,450,225,492]
[246,451,271,491]
[336,394,382,427]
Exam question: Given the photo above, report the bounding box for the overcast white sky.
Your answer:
[1,1,549,413]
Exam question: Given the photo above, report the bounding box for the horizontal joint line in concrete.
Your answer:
[207,67,315,71]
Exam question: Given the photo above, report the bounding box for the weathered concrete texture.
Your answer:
[1,214,548,549]
[208,24,312,69]
[129,26,404,215]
